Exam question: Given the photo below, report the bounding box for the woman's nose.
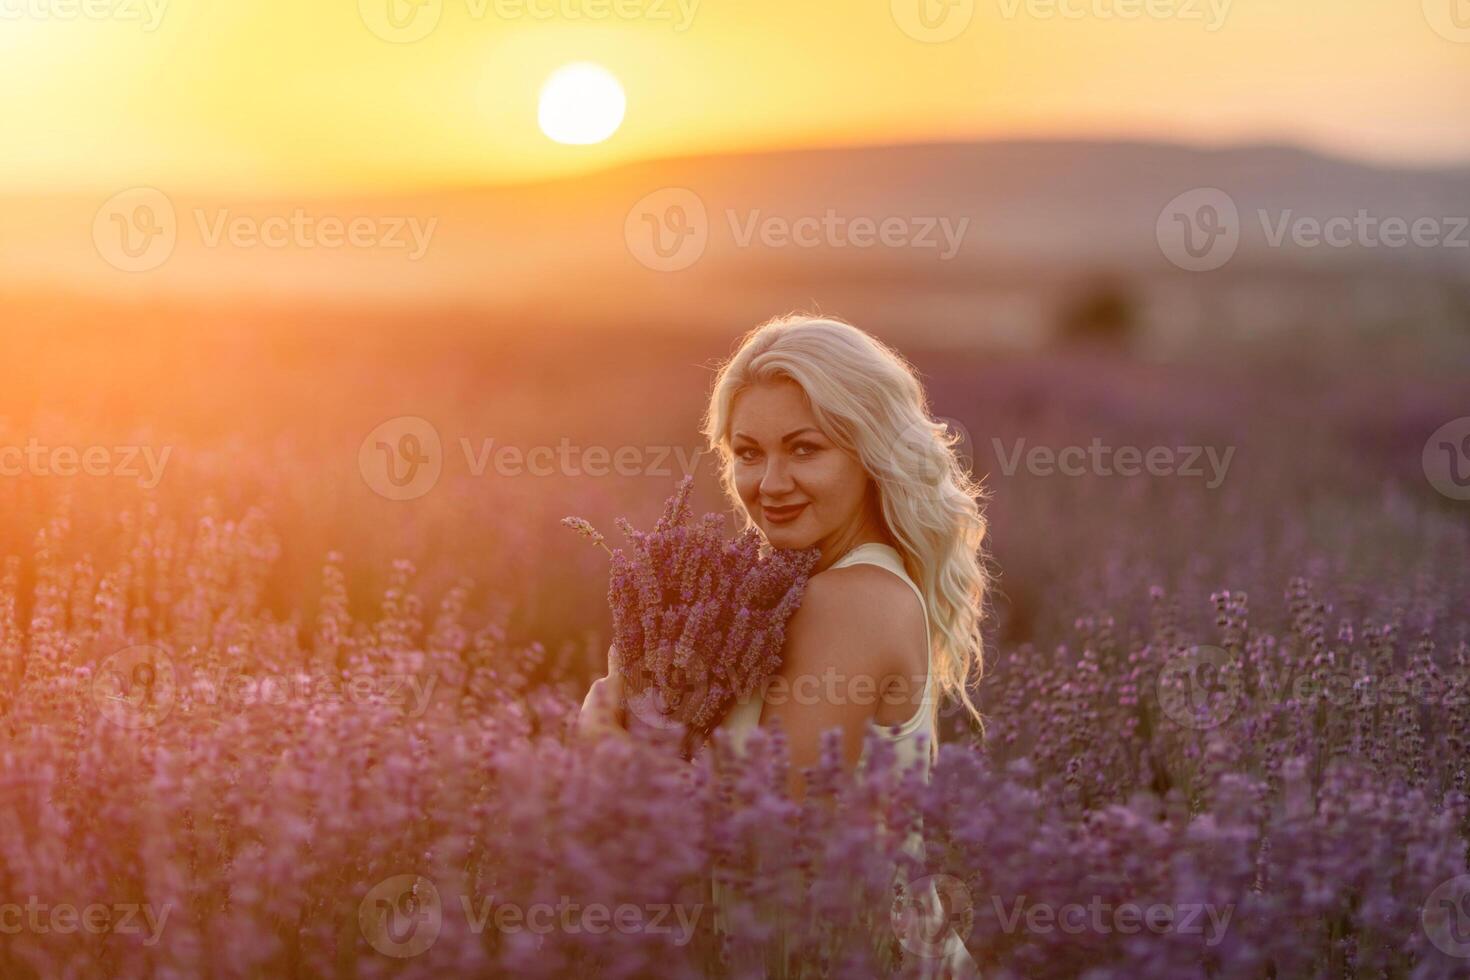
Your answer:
[759,457,794,496]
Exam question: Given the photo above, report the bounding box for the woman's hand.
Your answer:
[576,644,628,740]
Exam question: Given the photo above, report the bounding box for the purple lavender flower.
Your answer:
[566,476,820,757]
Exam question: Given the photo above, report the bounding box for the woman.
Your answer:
[580,313,987,976]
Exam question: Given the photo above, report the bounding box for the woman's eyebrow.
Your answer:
[731,427,820,443]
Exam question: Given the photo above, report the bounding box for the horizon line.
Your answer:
[5,132,1468,201]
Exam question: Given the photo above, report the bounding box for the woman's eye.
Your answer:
[735,443,817,462]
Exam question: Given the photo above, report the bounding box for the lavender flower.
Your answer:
[567,476,820,757]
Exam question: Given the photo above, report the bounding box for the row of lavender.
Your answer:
[0,489,1466,978]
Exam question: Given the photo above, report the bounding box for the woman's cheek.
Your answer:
[803,459,837,497]
[734,472,760,509]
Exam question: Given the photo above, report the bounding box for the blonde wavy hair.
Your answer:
[700,313,991,730]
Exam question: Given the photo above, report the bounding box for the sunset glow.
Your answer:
[537,62,626,145]
[0,0,1465,195]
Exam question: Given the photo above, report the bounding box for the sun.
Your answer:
[537,63,626,146]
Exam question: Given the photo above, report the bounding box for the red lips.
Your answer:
[763,503,807,523]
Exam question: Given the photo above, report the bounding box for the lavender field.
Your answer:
[1,298,1468,978]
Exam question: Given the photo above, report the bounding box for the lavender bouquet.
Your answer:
[565,476,821,757]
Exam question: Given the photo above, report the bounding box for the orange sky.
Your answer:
[2,0,1468,195]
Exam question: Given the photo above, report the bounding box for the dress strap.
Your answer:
[831,543,938,762]
[830,544,929,646]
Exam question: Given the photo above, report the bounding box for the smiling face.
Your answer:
[728,378,888,563]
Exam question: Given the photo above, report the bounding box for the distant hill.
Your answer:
[3,139,1466,345]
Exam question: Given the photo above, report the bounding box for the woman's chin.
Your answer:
[761,523,813,549]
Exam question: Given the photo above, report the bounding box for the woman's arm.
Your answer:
[576,645,631,741]
[758,569,899,801]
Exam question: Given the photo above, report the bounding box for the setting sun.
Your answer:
[537,63,626,146]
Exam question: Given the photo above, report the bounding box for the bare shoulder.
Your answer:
[780,562,926,682]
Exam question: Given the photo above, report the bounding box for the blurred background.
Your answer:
[2,0,1467,701]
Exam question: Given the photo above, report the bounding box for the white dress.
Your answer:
[712,542,980,978]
